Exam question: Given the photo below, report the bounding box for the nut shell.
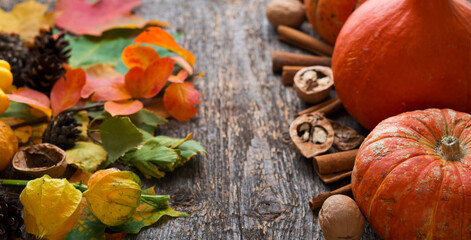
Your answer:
[319,195,365,240]
[293,66,333,104]
[289,113,334,158]
[13,143,67,178]
[266,0,305,28]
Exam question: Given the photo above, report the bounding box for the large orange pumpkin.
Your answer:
[332,0,471,130]
[304,0,367,45]
[352,109,471,239]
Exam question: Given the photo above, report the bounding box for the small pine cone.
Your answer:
[0,33,29,87]
[22,54,65,94]
[0,186,24,240]
[42,112,81,150]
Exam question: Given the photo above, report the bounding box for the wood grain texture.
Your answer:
[0,0,379,239]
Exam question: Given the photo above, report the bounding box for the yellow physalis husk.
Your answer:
[84,168,142,226]
[20,175,82,240]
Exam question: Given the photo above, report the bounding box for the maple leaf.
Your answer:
[163,82,202,121]
[0,0,55,41]
[7,66,87,117]
[55,0,169,36]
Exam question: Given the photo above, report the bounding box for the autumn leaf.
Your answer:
[51,67,86,116]
[65,199,106,240]
[100,116,143,162]
[134,27,195,66]
[104,99,143,116]
[168,70,188,83]
[7,88,51,117]
[0,0,55,41]
[124,57,174,99]
[163,82,201,121]
[81,76,131,102]
[55,0,168,36]
[121,45,159,69]
[66,142,108,173]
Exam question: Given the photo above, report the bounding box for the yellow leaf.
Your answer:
[0,0,55,41]
[20,175,82,240]
[66,141,107,173]
[14,125,32,143]
[84,168,142,226]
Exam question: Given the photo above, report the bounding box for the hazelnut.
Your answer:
[319,195,365,240]
[293,66,333,104]
[266,0,305,28]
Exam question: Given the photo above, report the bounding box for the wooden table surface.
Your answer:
[1,0,380,239]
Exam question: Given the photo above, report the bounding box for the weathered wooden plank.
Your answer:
[0,0,380,239]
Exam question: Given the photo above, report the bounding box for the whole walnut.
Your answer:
[266,0,305,28]
[319,195,365,240]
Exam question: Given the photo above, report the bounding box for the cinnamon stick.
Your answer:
[309,184,352,210]
[277,25,334,57]
[282,66,303,85]
[315,169,352,184]
[313,149,358,175]
[297,96,343,116]
[272,51,331,73]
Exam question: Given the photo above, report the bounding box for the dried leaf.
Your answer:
[20,175,82,240]
[121,45,159,69]
[104,99,143,116]
[124,57,174,98]
[51,67,86,116]
[0,0,55,41]
[7,88,51,117]
[85,64,122,80]
[100,116,143,162]
[144,98,170,119]
[163,82,201,121]
[65,199,106,240]
[171,56,193,75]
[55,0,168,36]
[105,232,127,240]
[81,76,131,101]
[66,142,108,173]
[328,120,365,151]
[134,27,195,66]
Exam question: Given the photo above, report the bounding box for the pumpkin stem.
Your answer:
[440,136,463,162]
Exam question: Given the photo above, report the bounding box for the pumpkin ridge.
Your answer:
[439,109,451,138]
[408,115,441,146]
[456,118,471,143]
[425,164,446,239]
[454,164,464,240]
[365,152,438,218]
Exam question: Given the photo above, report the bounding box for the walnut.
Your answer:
[265,0,305,28]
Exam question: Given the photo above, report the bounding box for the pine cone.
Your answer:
[31,28,70,64]
[0,33,29,87]
[42,112,81,150]
[22,28,71,94]
[0,186,24,240]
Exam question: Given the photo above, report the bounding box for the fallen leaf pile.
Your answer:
[0,0,206,239]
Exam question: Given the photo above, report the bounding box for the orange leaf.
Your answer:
[124,57,174,99]
[134,27,195,66]
[81,76,131,101]
[104,99,143,116]
[168,70,188,83]
[171,56,193,75]
[51,67,86,116]
[163,82,201,121]
[6,88,51,117]
[55,0,168,36]
[122,45,159,69]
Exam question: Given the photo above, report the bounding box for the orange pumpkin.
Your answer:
[352,109,471,239]
[304,0,367,45]
[332,0,471,130]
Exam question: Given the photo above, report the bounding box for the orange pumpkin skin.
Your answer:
[332,0,471,130]
[304,0,367,45]
[352,109,471,239]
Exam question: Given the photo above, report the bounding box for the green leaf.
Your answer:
[129,109,167,126]
[66,29,136,69]
[0,102,40,120]
[65,200,106,240]
[66,142,108,173]
[110,187,188,234]
[100,117,143,162]
[178,140,208,161]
